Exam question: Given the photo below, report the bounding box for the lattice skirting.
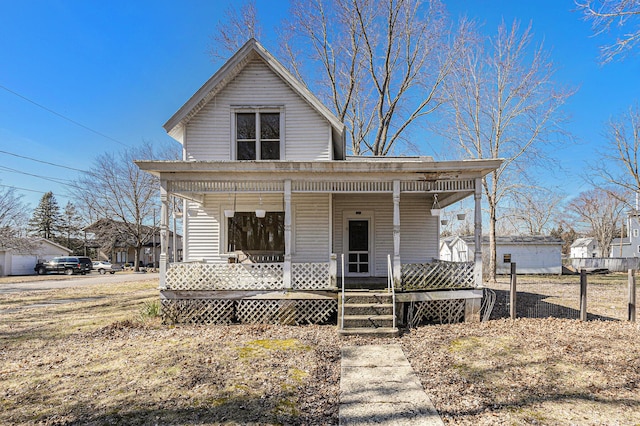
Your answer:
[406,299,466,327]
[161,298,337,325]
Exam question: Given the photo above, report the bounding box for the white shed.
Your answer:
[441,235,563,275]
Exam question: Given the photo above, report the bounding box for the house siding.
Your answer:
[293,193,330,262]
[184,59,332,161]
[333,193,438,277]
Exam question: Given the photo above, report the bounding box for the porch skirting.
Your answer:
[160,290,338,325]
[160,288,483,326]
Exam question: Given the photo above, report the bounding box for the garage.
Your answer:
[11,254,38,275]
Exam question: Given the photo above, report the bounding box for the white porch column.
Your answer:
[393,180,402,287]
[284,180,292,288]
[159,179,169,290]
[474,177,483,287]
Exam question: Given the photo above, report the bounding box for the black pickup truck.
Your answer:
[35,256,93,275]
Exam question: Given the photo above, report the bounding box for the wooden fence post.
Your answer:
[580,269,588,321]
[629,269,637,322]
[510,262,517,320]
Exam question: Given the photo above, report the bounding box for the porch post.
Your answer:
[393,180,402,287]
[474,177,483,287]
[284,180,292,288]
[159,179,169,290]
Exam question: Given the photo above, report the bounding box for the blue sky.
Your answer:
[1,0,639,210]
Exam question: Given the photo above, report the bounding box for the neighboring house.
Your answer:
[570,237,600,258]
[135,39,502,329]
[441,235,563,275]
[609,210,640,258]
[84,219,183,266]
[0,238,71,276]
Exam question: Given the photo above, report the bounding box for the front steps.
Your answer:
[338,290,399,337]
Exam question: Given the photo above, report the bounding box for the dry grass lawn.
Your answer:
[0,274,639,425]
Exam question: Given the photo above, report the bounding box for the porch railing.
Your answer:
[400,260,475,291]
[165,261,333,291]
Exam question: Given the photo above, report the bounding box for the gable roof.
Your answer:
[570,237,597,248]
[163,38,345,158]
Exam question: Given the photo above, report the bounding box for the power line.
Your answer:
[0,83,130,148]
[0,165,78,187]
[0,183,73,200]
[0,149,89,173]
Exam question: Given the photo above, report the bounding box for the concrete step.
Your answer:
[338,327,400,337]
[342,314,396,328]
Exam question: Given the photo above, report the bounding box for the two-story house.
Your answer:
[136,39,502,333]
[610,210,640,258]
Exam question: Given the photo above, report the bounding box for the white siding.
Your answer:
[184,59,332,161]
[400,194,439,263]
[494,244,562,274]
[184,197,221,262]
[333,193,438,277]
[293,194,330,262]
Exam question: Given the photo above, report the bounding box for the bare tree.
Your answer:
[576,0,640,63]
[565,187,627,257]
[590,105,640,205]
[209,0,261,60]
[75,142,161,271]
[0,183,30,251]
[281,0,469,155]
[439,20,575,282]
[504,187,565,235]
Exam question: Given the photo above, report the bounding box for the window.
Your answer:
[236,112,280,160]
[228,212,285,257]
[503,254,512,263]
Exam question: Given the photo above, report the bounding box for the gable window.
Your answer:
[236,112,280,160]
[228,212,285,261]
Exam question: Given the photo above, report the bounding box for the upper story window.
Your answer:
[236,111,280,160]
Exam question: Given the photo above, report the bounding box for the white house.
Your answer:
[136,39,502,330]
[441,235,563,275]
[609,210,640,258]
[0,238,72,276]
[570,237,600,258]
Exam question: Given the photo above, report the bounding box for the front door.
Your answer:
[347,219,371,276]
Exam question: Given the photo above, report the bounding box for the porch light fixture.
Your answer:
[224,189,236,218]
[255,193,266,218]
[430,194,442,216]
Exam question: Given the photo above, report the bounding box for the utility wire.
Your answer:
[0,83,130,148]
[0,183,73,199]
[0,165,78,186]
[0,149,89,173]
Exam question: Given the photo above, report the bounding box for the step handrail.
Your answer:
[341,253,345,330]
[387,254,396,329]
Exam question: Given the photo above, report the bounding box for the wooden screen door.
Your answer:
[347,219,370,276]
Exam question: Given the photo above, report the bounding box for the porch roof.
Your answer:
[135,157,502,178]
[136,158,502,208]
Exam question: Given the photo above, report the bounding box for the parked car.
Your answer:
[35,256,92,275]
[92,261,123,274]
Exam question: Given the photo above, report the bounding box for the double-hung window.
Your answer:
[235,111,281,160]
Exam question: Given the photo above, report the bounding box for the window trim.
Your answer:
[231,106,284,160]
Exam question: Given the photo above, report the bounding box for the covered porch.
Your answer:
[136,159,500,326]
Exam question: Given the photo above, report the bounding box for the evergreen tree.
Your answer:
[28,191,61,240]
[59,201,83,251]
